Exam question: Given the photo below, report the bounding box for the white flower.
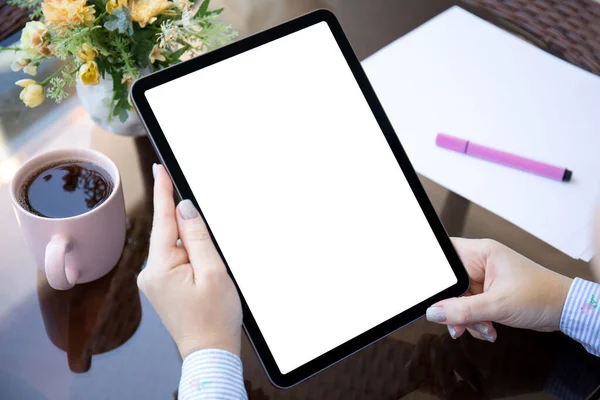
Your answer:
[180,10,201,32]
[159,21,180,50]
[121,72,133,85]
[23,63,38,76]
[20,21,47,58]
[149,45,167,64]
[173,0,191,11]
[11,57,29,72]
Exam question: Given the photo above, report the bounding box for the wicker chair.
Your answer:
[462,0,600,76]
[2,1,599,76]
[0,0,30,43]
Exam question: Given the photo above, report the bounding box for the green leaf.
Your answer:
[109,69,131,123]
[132,27,156,67]
[111,70,124,94]
[90,0,105,12]
[167,46,188,63]
[132,39,153,65]
[96,57,110,78]
[132,26,156,43]
[206,7,223,16]
[133,40,155,68]
[197,0,210,17]
[119,109,129,123]
[104,7,134,36]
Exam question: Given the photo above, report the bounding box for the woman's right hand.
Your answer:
[138,165,243,360]
[426,238,573,342]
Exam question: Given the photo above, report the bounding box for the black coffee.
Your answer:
[19,160,113,218]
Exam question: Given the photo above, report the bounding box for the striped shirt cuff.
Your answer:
[560,278,600,357]
[179,349,248,400]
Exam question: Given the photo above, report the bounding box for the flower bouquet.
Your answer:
[2,0,236,127]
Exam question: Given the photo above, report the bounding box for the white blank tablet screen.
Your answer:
[145,22,457,374]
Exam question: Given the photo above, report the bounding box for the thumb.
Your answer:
[426,294,497,326]
[176,199,225,272]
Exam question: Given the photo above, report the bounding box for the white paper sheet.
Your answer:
[581,246,595,262]
[362,6,600,260]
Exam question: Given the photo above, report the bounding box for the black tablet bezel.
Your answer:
[131,9,469,389]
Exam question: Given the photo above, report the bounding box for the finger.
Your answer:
[176,199,225,273]
[426,294,496,326]
[450,238,492,290]
[447,324,466,339]
[466,326,496,343]
[469,322,497,343]
[149,164,179,261]
[470,321,496,338]
[446,293,470,339]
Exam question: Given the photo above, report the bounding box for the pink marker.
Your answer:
[436,133,572,182]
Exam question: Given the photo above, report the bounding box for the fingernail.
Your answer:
[178,199,199,220]
[474,323,489,335]
[426,307,446,322]
[482,334,495,343]
[447,324,457,339]
[152,163,158,179]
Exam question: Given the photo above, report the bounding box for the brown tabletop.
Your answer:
[1,1,599,399]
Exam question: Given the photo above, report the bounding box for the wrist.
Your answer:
[177,332,242,360]
[549,273,573,332]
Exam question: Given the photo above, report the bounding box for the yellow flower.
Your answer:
[106,0,127,14]
[79,61,100,85]
[130,0,174,28]
[42,0,96,26]
[149,45,167,64]
[77,44,97,63]
[20,21,47,57]
[16,79,45,108]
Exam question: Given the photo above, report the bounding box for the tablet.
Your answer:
[131,9,468,388]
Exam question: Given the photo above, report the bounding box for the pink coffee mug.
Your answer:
[9,149,126,290]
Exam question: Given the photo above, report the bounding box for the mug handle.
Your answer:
[45,235,77,290]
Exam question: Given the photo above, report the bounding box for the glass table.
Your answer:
[1,1,599,398]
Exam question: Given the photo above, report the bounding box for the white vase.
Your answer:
[76,74,146,137]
